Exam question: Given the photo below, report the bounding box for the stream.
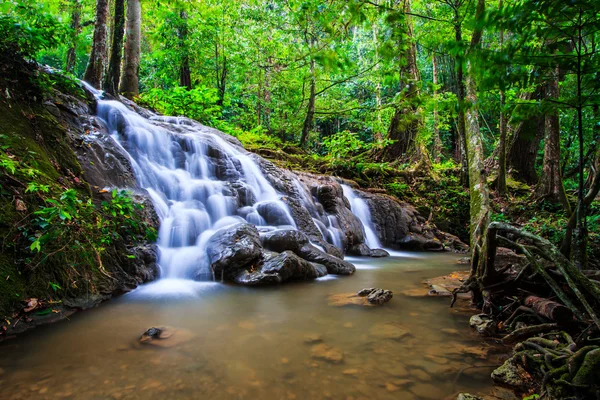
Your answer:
[0,253,503,400]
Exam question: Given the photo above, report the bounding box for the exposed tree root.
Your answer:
[452,221,600,398]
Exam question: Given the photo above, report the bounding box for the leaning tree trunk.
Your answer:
[536,67,571,213]
[84,0,109,88]
[103,0,126,96]
[120,0,141,99]
[65,0,82,74]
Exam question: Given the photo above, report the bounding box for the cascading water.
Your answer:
[341,184,382,249]
[84,83,296,283]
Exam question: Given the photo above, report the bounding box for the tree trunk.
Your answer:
[507,94,544,185]
[373,25,383,142]
[496,2,507,195]
[300,57,316,148]
[454,15,468,183]
[432,54,442,162]
[84,0,109,89]
[383,0,428,164]
[536,67,571,213]
[120,0,141,99]
[103,0,126,96]
[178,10,192,89]
[65,0,82,74]
[215,42,227,107]
[465,0,493,288]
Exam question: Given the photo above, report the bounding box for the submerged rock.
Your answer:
[310,343,344,363]
[456,394,484,400]
[139,326,193,348]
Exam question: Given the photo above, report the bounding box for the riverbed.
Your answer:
[0,253,503,400]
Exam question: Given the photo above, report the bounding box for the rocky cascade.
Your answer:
[75,82,461,287]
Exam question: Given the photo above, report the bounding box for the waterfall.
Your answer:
[85,83,297,281]
[341,184,382,249]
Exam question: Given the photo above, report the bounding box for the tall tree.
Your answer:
[464,0,494,294]
[382,0,427,164]
[178,9,192,89]
[65,0,82,73]
[536,67,571,213]
[103,0,126,96]
[84,0,110,88]
[121,0,142,98]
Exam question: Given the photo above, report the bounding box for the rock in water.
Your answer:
[139,326,193,348]
[469,314,496,336]
[367,289,393,304]
[357,288,377,296]
[356,288,393,304]
[310,343,344,364]
[206,223,263,280]
[261,251,322,281]
[262,229,355,275]
[370,248,390,257]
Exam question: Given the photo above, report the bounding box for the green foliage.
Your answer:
[29,189,156,270]
[139,86,222,124]
[0,2,67,58]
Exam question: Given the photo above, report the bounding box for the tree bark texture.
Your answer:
[103,0,126,96]
[84,0,109,89]
[178,10,192,89]
[65,0,82,74]
[464,0,493,286]
[536,67,571,213]
[300,57,316,148]
[383,0,425,162]
[121,0,141,99]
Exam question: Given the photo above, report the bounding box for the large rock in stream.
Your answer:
[206,223,263,280]
[262,229,355,275]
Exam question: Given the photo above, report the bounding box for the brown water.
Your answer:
[0,253,503,400]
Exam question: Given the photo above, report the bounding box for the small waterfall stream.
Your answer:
[85,84,297,282]
[341,184,382,249]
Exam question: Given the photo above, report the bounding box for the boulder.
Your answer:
[261,250,322,281]
[262,229,355,275]
[297,244,355,275]
[370,248,390,257]
[348,243,371,256]
[233,269,282,285]
[256,201,294,226]
[206,223,263,279]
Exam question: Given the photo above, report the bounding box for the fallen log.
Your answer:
[525,296,574,324]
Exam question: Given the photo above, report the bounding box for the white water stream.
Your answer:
[82,83,393,289]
